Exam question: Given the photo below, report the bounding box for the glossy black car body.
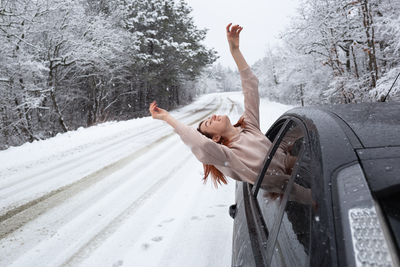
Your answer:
[230,103,400,267]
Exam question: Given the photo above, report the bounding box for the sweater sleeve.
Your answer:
[240,67,260,129]
[173,119,234,166]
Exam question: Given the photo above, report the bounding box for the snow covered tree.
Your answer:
[123,0,217,109]
[194,64,240,94]
[255,0,400,104]
[0,0,216,149]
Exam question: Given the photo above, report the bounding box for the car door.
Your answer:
[246,118,314,266]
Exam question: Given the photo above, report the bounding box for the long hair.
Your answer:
[197,116,245,187]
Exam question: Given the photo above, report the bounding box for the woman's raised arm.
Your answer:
[227,23,260,129]
[226,23,249,72]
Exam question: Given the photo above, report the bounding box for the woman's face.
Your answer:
[200,114,231,137]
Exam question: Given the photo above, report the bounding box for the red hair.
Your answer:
[197,116,246,187]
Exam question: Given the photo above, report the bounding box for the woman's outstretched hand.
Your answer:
[149,101,169,120]
[226,23,243,51]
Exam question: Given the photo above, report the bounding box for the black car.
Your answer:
[230,103,400,267]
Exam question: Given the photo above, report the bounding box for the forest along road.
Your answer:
[0,93,241,267]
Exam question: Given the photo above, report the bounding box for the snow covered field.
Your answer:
[0,92,292,267]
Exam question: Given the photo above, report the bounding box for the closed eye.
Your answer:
[205,118,210,127]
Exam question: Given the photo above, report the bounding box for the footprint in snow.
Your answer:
[112,260,123,267]
[151,236,163,242]
[162,218,175,223]
[191,216,201,221]
[216,204,227,207]
[206,214,215,218]
[141,243,150,250]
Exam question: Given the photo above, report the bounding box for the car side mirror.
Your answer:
[229,204,237,219]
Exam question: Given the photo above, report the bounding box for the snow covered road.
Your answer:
[0,92,291,267]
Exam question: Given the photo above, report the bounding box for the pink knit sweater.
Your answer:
[173,67,287,184]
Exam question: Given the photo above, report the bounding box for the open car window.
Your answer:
[269,145,313,267]
[251,119,313,265]
[255,121,304,232]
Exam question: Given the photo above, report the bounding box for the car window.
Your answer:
[266,119,286,143]
[254,120,313,266]
[270,139,313,267]
[256,121,304,232]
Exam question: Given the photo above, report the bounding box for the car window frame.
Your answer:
[245,116,310,266]
[252,118,294,196]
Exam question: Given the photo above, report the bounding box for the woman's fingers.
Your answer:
[150,101,162,114]
[226,23,232,32]
[227,23,243,38]
[149,100,166,120]
[228,24,237,33]
[149,101,157,114]
[231,25,241,35]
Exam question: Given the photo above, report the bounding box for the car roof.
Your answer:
[294,102,400,148]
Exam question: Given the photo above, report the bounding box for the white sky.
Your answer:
[184,0,299,69]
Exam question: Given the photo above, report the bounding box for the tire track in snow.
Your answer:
[0,96,216,181]
[227,97,243,115]
[0,97,220,218]
[60,153,193,267]
[0,97,217,192]
[60,99,237,266]
[0,97,225,240]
